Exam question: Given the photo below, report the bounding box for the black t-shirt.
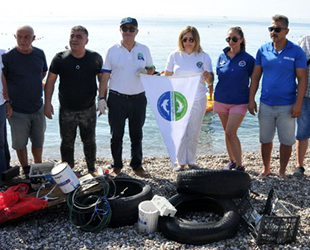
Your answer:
[49,49,103,111]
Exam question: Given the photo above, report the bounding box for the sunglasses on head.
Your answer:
[225,36,239,43]
[121,26,136,32]
[182,37,195,43]
[268,26,286,33]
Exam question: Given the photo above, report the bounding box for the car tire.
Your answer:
[177,169,251,198]
[158,193,240,245]
[108,177,153,228]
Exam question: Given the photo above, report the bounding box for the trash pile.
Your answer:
[0,163,300,247]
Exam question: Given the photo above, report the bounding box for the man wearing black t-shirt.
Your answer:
[2,25,48,177]
[44,26,104,174]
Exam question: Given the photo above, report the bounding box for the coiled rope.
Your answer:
[66,175,115,232]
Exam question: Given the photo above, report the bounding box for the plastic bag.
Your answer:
[0,183,48,223]
[0,184,29,210]
[0,197,48,223]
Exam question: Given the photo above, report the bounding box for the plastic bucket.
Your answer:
[138,200,159,234]
[51,162,80,194]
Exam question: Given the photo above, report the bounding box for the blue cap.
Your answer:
[120,17,138,27]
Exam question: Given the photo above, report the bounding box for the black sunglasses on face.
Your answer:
[121,26,136,32]
[268,26,286,33]
[182,38,195,43]
[225,36,239,43]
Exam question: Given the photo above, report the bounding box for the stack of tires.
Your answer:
[158,170,251,245]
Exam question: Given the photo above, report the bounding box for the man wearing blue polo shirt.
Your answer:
[248,14,307,180]
[99,17,155,178]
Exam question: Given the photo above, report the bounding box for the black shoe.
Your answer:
[293,166,305,177]
[22,165,31,178]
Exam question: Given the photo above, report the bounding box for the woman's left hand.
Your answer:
[203,71,214,83]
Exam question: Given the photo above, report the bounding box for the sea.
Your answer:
[1,15,310,161]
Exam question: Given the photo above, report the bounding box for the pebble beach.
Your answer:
[1,150,310,250]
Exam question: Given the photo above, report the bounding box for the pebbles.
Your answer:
[1,150,310,249]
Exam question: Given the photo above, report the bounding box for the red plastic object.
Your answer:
[0,184,48,223]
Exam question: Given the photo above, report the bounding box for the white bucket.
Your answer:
[138,200,159,234]
[51,162,80,194]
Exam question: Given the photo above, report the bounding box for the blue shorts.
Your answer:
[258,102,295,146]
[296,97,310,140]
[8,106,46,150]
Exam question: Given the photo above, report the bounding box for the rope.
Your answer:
[66,175,115,233]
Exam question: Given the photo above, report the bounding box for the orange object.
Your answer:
[206,93,214,113]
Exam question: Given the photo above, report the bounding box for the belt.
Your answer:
[109,89,145,99]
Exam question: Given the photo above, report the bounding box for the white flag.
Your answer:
[140,74,201,165]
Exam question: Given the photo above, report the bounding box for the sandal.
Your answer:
[235,166,245,172]
[293,166,305,177]
[173,166,185,172]
[189,165,201,170]
[223,161,236,170]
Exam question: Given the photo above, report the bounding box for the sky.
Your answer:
[1,0,310,21]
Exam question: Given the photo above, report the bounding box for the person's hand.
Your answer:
[248,100,257,115]
[291,103,302,118]
[203,71,214,84]
[5,102,13,118]
[44,103,54,119]
[97,99,108,116]
[136,68,147,76]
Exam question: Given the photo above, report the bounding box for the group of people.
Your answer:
[0,14,309,181]
[216,14,308,180]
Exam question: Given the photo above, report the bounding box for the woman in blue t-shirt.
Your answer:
[213,26,255,171]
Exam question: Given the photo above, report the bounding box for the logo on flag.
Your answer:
[157,91,188,121]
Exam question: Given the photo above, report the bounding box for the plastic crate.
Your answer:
[238,189,300,245]
[29,162,55,184]
[29,162,55,178]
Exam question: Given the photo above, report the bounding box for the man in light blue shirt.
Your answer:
[248,14,307,180]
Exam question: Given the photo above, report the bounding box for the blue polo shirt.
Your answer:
[256,40,307,106]
[215,47,255,104]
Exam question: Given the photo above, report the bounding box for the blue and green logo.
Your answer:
[137,53,145,61]
[157,91,188,121]
[196,61,203,68]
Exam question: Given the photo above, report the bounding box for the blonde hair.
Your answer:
[178,26,202,53]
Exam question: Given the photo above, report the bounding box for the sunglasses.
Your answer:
[225,36,239,43]
[268,26,286,33]
[121,26,136,32]
[182,38,195,43]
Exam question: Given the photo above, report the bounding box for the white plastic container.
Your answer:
[151,195,177,217]
[51,162,80,194]
[138,200,160,234]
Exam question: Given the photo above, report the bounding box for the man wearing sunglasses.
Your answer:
[99,17,155,178]
[248,14,307,180]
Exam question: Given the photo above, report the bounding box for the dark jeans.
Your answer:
[107,92,147,169]
[0,104,6,180]
[59,105,96,171]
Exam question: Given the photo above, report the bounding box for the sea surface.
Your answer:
[1,15,310,161]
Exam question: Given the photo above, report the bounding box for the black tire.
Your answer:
[177,169,251,198]
[107,177,153,228]
[158,193,240,245]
